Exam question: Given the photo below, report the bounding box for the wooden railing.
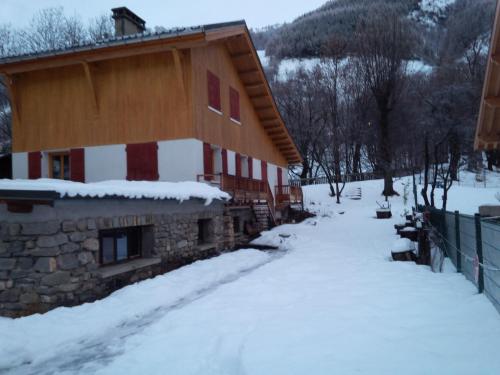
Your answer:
[197,174,303,215]
[197,173,268,202]
[275,185,303,207]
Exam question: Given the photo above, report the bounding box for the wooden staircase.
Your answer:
[252,200,274,231]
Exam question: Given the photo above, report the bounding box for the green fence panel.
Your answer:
[444,211,457,268]
[481,220,500,313]
[458,215,478,287]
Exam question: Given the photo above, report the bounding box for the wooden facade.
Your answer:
[476,0,500,150]
[0,22,301,167]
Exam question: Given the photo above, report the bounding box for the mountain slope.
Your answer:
[256,0,460,61]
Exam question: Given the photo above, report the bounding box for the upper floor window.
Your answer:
[229,87,241,123]
[207,70,221,113]
[49,152,70,180]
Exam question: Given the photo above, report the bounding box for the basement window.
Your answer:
[99,227,142,265]
[198,219,213,245]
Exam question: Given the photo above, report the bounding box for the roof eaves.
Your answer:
[0,21,248,66]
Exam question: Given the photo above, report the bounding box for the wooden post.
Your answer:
[412,171,418,211]
[455,211,461,273]
[81,62,99,115]
[171,48,186,101]
[474,214,485,293]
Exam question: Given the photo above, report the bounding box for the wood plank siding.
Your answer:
[1,22,301,166]
[476,0,500,150]
[11,51,193,153]
[192,43,288,167]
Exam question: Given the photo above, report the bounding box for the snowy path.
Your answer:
[6,250,286,375]
[2,179,500,374]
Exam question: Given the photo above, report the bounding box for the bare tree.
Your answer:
[353,5,415,196]
[88,14,114,42]
[313,40,349,203]
[273,68,324,181]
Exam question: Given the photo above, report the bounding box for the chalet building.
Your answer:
[476,1,500,151]
[0,7,302,218]
[476,0,500,219]
[0,8,303,317]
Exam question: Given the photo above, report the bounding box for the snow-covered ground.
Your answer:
[257,51,434,80]
[414,170,500,214]
[2,178,500,374]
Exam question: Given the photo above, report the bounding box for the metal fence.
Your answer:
[292,169,417,187]
[428,208,500,313]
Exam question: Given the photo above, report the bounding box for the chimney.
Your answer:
[111,7,146,37]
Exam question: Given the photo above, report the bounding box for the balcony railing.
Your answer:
[275,185,303,207]
[197,174,303,214]
[197,173,268,202]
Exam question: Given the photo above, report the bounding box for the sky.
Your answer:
[0,0,327,29]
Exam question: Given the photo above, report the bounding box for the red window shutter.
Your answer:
[235,153,241,177]
[207,70,221,111]
[248,157,253,179]
[203,142,214,176]
[277,167,283,187]
[28,152,41,179]
[229,87,240,122]
[126,142,158,181]
[261,161,268,181]
[70,148,85,182]
[221,149,228,175]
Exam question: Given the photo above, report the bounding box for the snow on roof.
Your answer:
[0,20,246,64]
[0,179,230,205]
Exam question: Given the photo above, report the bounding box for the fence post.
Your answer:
[455,210,461,273]
[474,214,485,294]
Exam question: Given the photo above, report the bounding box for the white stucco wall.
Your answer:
[158,139,203,182]
[85,144,127,182]
[213,146,222,175]
[227,150,236,175]
[282,166,289,184]
[12,152,28,179]
[252,157,262,180]
[12,139,287,193]
[40,152,50,178]
[267,163,278,197]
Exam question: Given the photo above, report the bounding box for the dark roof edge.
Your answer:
[0,20,247,66]
[0,190,61,201]
[0,189,219,203]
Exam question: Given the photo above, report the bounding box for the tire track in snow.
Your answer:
[5,249,287,375]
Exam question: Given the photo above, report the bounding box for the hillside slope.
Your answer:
[254,0,463,61]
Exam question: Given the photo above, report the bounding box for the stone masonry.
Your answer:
[0,197,227,317]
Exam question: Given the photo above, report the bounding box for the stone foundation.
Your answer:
[0,197,227,317]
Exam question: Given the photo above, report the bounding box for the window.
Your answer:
[207,70,221,113]
[49,152,70,180]
[229,87,240,123]
[99,227,142,265]
[198,219,212,245]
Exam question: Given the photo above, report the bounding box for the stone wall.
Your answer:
[224,207,255,247]
[0,197,226,317]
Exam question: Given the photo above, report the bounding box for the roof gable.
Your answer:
[476,1,500,150]
[0,21,302,165]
